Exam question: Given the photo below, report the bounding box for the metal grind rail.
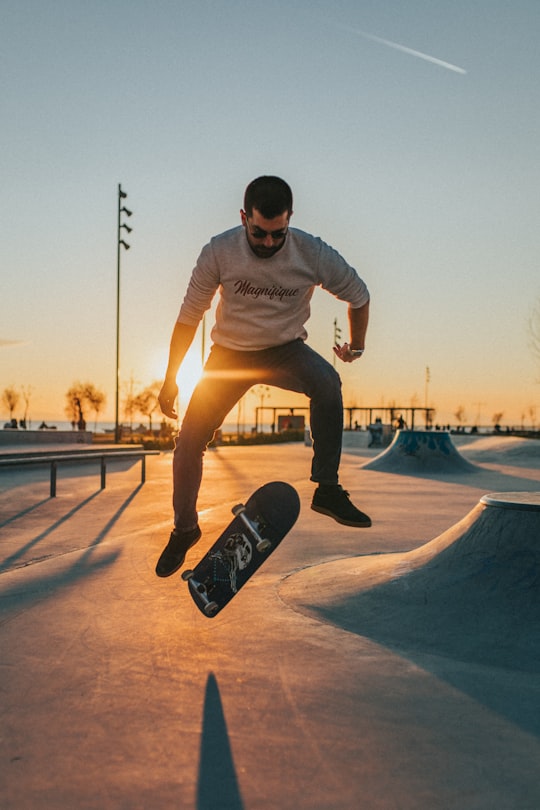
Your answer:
[0,449,160,497]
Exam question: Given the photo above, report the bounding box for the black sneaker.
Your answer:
[311,485,372,527]
[155,525,202,578]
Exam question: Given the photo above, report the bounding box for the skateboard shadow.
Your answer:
[197,672,245,810]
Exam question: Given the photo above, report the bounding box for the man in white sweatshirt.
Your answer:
[156,176,371,577]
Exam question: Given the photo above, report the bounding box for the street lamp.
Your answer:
[115,184,133,443]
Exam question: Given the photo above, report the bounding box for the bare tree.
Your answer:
[21,385,33,428]
[65,383,86,429]
[492,411,504,432]
[133,382,161,432]
[2,386,19,422]
[123,374,140,432]
[124,393,138,432]
[454,405,467,428]
[65,381,106,431]
[83,383,106,431]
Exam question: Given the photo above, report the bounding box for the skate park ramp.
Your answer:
[454,434,540,469]
[361,429,478,474]
[280,491,540,672]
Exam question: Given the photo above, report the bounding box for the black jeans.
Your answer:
[172,339,344,529]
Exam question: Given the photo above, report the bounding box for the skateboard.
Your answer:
[182,481,300,617]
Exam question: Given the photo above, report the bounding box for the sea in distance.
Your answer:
[23,420,257,435]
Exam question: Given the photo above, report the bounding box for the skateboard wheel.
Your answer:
[256,539,272,553]
[204,601,219,616]
[181,569,193,581]
[232,503,246,516]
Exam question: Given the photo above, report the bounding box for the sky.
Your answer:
[1,0,539,430]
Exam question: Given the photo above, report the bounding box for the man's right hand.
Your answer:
[158,379,179,419]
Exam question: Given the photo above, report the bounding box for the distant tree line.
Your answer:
[64,380,164,432]
[65,382,106,430]
[1,380,167,433]
[1,385,32,428]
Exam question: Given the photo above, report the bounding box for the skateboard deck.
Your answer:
[182,481,300,617]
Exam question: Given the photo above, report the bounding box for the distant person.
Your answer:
[156,176,371,577]
[368,417,383,447]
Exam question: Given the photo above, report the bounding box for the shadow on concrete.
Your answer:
[0,497,51,529]
[358,460,540,493]
[197,672,245,810]
[0,485,144,612]
[0,490,101,572]
[314,597,540,740]
[283,494,540,739]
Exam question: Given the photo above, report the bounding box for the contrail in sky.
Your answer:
[0,339,29,348]
[336,23,467,75]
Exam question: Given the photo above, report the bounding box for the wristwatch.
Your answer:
[349,348,365,357]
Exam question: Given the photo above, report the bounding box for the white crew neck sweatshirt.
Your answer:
[177,226,369,351]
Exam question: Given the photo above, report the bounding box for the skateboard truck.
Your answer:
[231,503,272,552]
[181,570,219,616]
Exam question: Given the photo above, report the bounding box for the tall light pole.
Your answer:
[333,317,341,367]
[424,366,431,428]
[115,184,132,443]
[254,385,270,432]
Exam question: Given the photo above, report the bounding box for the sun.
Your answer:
[146,345,204,417]
[177,347,204,408]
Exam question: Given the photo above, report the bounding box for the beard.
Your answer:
[246,236,287,259]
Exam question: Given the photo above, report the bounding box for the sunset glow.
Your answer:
[1,3,539,431]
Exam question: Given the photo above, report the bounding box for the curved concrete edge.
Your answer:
[480,491,540,510]
[279,500,486,614]
[279,492,540,669]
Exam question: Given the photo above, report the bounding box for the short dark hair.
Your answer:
[243,176,293,218]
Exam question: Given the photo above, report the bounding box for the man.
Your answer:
[156,176,371,578]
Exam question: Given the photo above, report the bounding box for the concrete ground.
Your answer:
[1,436,540,809]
